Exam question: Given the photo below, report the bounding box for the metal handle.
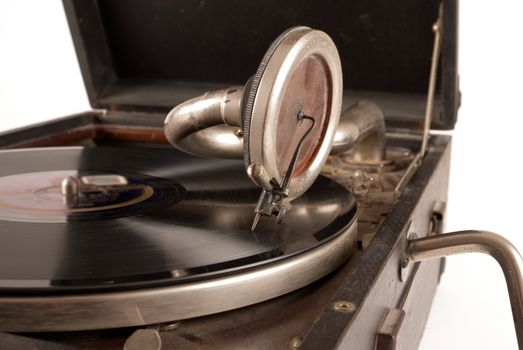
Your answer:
[406,230,523,349]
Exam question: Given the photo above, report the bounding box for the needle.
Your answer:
[251,212,261,231]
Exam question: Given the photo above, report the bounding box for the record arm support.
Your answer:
[406,230,523,349]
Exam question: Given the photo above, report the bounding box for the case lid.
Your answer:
[63,0,458,129]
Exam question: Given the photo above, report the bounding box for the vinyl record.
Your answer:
[0,145,357,294]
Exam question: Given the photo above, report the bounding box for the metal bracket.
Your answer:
[376,309,406,350]
[398,221,415,283]
[428,201,446,236]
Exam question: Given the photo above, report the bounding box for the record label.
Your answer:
[0,170,156,223]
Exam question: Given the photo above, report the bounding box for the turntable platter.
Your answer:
[0,145,357,331]
[0,145,356,293]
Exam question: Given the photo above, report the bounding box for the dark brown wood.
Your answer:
[92,125,168,144]
[4,126,96,148]
[1,124,168,149]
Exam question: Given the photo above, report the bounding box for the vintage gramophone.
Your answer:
[0,1,521,349]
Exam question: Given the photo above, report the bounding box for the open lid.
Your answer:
[63,0,459,129]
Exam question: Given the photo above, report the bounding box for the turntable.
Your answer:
[0,1,522,350]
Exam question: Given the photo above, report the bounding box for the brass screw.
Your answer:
[333,301,356,313]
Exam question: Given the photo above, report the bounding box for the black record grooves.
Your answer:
[0,146,356,294]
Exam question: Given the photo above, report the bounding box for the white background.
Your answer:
[1,1,522,349]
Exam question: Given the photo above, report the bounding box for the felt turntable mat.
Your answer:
[0,146,356,294]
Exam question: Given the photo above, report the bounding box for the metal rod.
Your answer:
[394,153,422,193]
[421,6,443,156]
[395,8,443,194]
[280,112,316,190]
[407,230,523,349]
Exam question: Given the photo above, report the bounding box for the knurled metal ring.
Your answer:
[242,26,343,200]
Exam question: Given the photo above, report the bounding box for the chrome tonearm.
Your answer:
[164,89,385,162]
[164,88,385,229]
